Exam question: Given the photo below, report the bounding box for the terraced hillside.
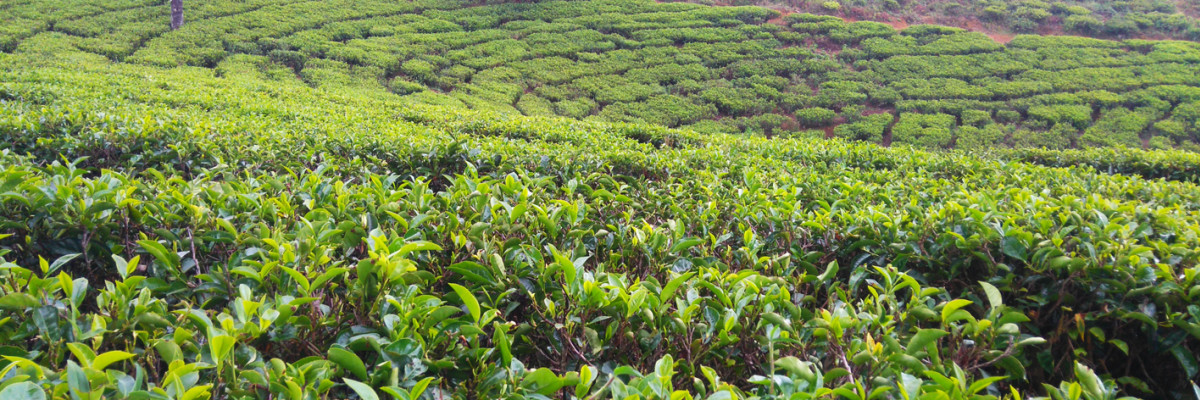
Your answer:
[705,0,1200,42]
[6,0,1200,150]
[1,0,1200,399]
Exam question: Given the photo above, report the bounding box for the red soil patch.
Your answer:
[963,18,1015,44]
[988,32,1015,44]
[840,13,1022,43]
[766,9,793,26]
[862,106,893,116]
[817,40,843,54]
[885,19,909,30]
[1177,0,1199,18]
[1035,17,1066,36]
[779,113,800,133]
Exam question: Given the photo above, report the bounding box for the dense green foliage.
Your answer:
[6,0,1200,150]
[2,1,1200,399]
[724,0,1200,41]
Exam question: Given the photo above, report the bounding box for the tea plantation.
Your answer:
[724,0,1200,42]
[1,0,1200,399]
[8,0,1200,149]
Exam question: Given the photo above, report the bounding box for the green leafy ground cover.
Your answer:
[6,0,1200,149]
[700,0,1200,42]
[1,0,1200,399]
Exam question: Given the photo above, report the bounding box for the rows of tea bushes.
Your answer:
[986,146,1200,182]
[718,0,1200,41]
[2,31,1200,399]
[4,0,1200,152]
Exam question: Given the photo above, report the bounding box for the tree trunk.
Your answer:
[170,0,184,30]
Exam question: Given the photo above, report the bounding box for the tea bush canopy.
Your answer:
[1,0,1200,399]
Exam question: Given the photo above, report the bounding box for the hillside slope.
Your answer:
[5,0,1200,150]
[691,0,1200,42]
[1,1,1200,399]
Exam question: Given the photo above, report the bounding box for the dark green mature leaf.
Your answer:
[493,322,512,366]
[449,261,496,286]
[522,368,564,395]
[66,360,90,395]
[0,293,38,310]
[343,378,379,400]
[817,261,839,283]
[45,253,80,276]
[1000,236,1027,261]
[0,383,45,400]
[660,272,695,303]
[907,329,948,356]
[449,283,481,324]
[137,240,178,269]
[329,347,369,381]
[670,238,703,254]
[1171,345,1200,379]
